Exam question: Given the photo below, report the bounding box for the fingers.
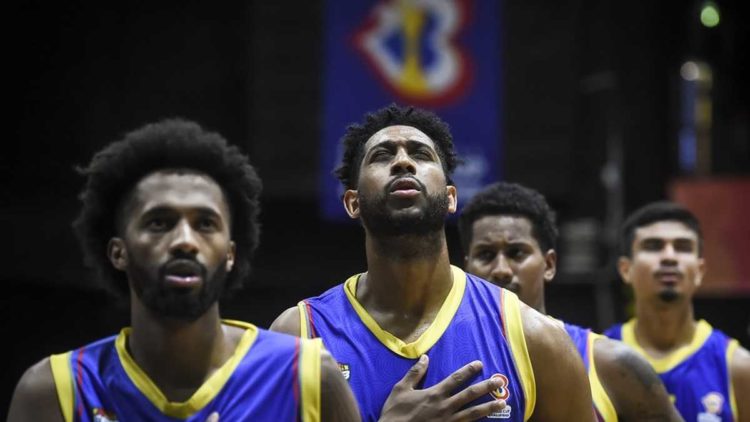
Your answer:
[205,412,219,422]
[433,360,484,394]
[394,354,430,389]
[447,376,505,412]
[451,400,506,422]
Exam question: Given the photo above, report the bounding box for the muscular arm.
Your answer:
[521,305,595,422]
[320,348,362,422]
[730,344,750,422]
[269,306,301,336]
[7,357,65,422]
[593,337,682,422]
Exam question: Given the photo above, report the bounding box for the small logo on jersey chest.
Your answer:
[92,408,118,422]
[338,362,351,380]
[487,373,512,419]
[697,392,724,422]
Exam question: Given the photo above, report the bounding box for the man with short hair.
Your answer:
[459,182,682,421]
[272,104,595,421]
[605,201,750,421]
[8,119,360,422]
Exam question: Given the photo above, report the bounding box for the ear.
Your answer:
[343,189,360,219]
[543,249,557,282]
[695,257,706,287]
[617,256,632,285]
[446,185,458,214]
[107,238,128,271]
[226,241,236,272]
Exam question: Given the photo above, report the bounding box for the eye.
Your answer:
[472,249,496,263]
[641,239,664,251]
[412,149,433,160]
[370,150,391,162]
[145,218,168,232]
[506,247,526,260]
[197,217,219,232]
[674,239,695,253]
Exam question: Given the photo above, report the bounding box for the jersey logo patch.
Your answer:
[92,408,118,422]
[487,373,512,419]
[338,362,351,380]
[698,392,724,422]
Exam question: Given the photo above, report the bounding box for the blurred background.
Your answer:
[3,0,749,414]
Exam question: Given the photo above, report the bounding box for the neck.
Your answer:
[633,297,696,352]
[128,298,230,401]
[360,229,454,317]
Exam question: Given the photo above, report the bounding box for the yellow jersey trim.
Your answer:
[342,265,466,358]
[502,290,536,421]
[589,334,618,422]
[621,319,712,373]
[115,319,259,419]
[50,352,74,422]
[298,301,310,338]
[299,338,322,422]
[727,339,739,420]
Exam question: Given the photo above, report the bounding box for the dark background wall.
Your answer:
[4,0,749,415]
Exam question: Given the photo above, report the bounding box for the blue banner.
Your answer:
[321,0,502,219]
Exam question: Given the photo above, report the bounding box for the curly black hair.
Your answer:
[72,118,262,295]
[458,182,558,254]
[334,104,460,189]
[620,201,703,257]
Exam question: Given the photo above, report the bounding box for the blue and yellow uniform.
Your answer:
[562,322,617,422]
[605,319,740,421]
[298,266,535,422]
[49,320,322,422]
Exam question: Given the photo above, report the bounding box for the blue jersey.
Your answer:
[298,266,535,422]
[49,320,322,422]
[605,319,740,421]
[562,322,617,422]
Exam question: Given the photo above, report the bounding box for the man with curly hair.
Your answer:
[272,104,595,421]
[458,182,681,421]
[8,119,360,422]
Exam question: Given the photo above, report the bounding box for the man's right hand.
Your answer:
[378,355,506,422]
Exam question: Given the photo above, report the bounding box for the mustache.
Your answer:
[385,176,426,193]
[159,256,206,279]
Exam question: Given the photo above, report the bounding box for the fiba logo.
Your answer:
[354,0,472,106]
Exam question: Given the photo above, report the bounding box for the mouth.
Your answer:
[388,177,422,198]
[654,270,682,284]
[162,259,204,287]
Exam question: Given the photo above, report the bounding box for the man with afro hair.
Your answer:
[9,118,360,422]
[272,104,595,421]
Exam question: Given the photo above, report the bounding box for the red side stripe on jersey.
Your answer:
[75,347,86,419]
[304,300,318,339]
[292,337,300,422]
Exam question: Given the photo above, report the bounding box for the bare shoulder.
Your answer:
[592,337,681,422]
[731,343,750,404]
[7,357,64,422]
[731,342,750,375]
[517,305,595,421]
[269,306,301,336]
[320,348,361,422]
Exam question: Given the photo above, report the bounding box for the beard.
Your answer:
[657,288,680,303]
[358,185,450,238]
[130,258,228,321]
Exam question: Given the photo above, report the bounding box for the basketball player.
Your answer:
[272,105,595,421]
[8,119,360,421]
[458,182,681,421]
[605,201,750,421]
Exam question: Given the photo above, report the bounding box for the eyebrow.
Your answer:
[368,139,436,153]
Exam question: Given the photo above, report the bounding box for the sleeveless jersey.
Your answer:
[605,319,740,422]
[299,266,535,422]
[562,322,617,422]
[49,320,322,422]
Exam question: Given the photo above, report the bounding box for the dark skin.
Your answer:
[8,170,360,422]
[619,221,750,421]
[272,125,595,421]
[464,214,683,421]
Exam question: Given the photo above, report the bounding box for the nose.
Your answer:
[660,243,677,266]
[390,148,416,175]
[169,220,199,256]
[489,255,513,285]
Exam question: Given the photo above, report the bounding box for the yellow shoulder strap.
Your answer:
[297,301,310,338]
[727,339,740,419]
[299,337,322,422]
[501,290,536,421]
[49,353,74,422]
[589,334,618,422]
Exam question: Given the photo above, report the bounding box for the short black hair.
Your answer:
[620,201,703,257]
[73,118,262,295]
[458,182,558,254]
[334,104,459,189]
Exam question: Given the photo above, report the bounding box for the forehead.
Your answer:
[471,215,538,245]
[363,125,436,152]
[633,220,698,242]
[126,170,230,219]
